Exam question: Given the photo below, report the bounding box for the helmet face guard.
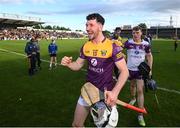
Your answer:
[146,79,157,91]
[138,62,151,79]
[138,62,158,92]
[90,101,118,128]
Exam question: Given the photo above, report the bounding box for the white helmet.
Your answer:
[90,101,118,128]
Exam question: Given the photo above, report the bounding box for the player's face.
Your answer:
[132,30,142,41]
[86,19,102,40]
[115,30,121,35]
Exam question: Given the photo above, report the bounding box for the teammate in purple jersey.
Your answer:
[124,26,153,126]
[61,13,129,127]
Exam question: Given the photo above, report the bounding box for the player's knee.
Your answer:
[131,83,136,88]
[137,88,143,94]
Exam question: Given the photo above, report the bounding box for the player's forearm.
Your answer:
[61,56,85,71]
[67,61,83,71]
[146,54,153,70]
[112,67,129,97]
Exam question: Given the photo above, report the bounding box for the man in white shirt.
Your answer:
[124,26,153,127]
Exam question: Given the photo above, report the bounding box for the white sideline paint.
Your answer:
[0,48,27,57]
[157,87,180,95]
[0,48,86,69]
[1,48,180,95]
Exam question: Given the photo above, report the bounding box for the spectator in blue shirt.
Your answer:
[25,36,38,75]
[48,38,58,70]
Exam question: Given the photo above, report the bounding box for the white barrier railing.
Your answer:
[0,13,42,22]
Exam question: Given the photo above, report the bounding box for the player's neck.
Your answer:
[133,39,142,44]
[92,33,105,44]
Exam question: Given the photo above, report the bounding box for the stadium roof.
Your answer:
[0,13,45,27]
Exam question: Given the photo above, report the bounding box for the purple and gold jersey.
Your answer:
[80,38,124,91]
[124,39,151,71]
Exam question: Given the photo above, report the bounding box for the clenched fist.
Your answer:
[61,56,72,66]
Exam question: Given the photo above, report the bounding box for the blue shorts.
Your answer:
[128,70,143,80]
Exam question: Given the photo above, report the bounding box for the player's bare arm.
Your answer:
[146,53,153,75]
[105,58,129,106]
[61,56,85,71]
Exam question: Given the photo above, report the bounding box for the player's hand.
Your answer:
[61,56,72,66]
[104,90,117,107]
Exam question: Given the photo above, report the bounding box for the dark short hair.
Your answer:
[86,13,105,25]
[115,27,121,31]
[132,26,142,31]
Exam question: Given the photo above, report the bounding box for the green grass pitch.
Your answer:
[0,39,180,126]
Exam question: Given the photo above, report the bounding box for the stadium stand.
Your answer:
[121,28,180,39]
[0,28,85,40]
[0,13,85,40]
[0,13,44,28]
[1,13,178,40]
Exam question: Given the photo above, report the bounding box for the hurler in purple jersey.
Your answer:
[61,13,129,127]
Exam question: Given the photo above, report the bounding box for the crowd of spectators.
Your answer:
[0,28,85,40]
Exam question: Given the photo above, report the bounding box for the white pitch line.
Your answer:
[157,87,180,95]
[0,48,64,67]
[0,47,86,69]
[0,48,27,57]
[1,48,180,95]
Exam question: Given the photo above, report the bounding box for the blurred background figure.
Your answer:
[25,36,38,75]
[174,37,178,51]
[34,35,41,70]
[48,37,58,70]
